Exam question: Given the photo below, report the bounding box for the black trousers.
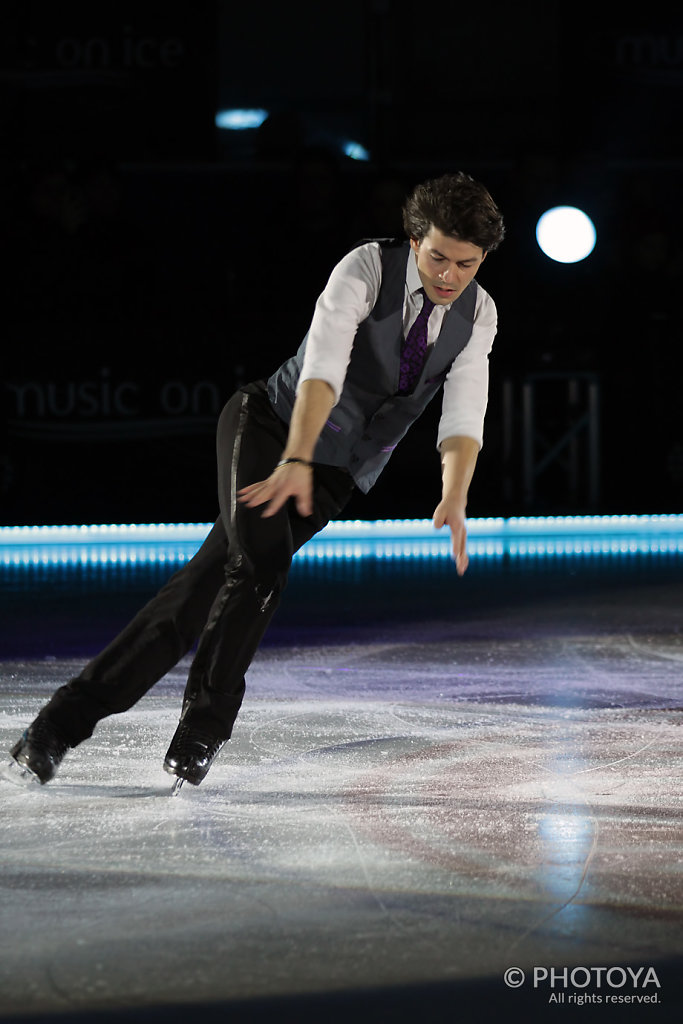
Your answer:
[36,383,355,747]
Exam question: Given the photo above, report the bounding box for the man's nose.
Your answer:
[439,263,455,282]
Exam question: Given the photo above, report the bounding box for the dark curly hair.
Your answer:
[402,172,505,252]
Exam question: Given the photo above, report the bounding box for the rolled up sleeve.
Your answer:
[437,287,498,451]
[298,243,380,405]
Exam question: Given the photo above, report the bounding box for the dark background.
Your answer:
[1,0,682,526]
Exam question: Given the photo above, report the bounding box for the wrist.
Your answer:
[441,489,467,508]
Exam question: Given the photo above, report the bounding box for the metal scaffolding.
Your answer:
[503,372,601,510]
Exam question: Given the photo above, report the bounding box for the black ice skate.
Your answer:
[7,720,70,785]
[163,723,225,794]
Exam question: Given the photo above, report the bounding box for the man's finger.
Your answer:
[236,481,266,499]
[451,527,469,575]
[295,495,313,517]
[237,485,270,507]
[261,490,294,518]
[433,505,447,530]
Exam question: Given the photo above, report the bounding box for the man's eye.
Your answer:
[431,255,445,262]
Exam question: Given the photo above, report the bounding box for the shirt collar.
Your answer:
[406,249,422,296]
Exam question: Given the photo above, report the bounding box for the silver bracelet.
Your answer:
[276,457,313,469]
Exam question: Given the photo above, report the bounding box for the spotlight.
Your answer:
[215,109,269,130]
[343,141,370,161]
[536,206,596,263]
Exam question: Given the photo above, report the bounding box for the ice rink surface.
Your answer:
[1,537,682,1023]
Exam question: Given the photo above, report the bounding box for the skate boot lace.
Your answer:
[27,720,69,757]
[172,724,222,758]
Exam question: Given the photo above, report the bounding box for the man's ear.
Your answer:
[410,237,420,254]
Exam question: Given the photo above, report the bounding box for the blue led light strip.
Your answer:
[1,516,682,567]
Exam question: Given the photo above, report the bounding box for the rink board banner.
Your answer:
[0,370,230,526]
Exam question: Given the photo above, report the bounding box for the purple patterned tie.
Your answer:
[398,289,435,395]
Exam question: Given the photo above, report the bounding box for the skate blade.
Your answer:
[170,777,185,797]
[0,757,43,788]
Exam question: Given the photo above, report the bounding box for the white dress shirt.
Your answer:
[297,242,497,450]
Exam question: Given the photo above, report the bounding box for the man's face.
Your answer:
[410,226,486,305]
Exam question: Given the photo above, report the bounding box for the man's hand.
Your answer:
[237,462,313,518]
[238,378,334,519]
[435,435,480,576]
[433,498,469,575]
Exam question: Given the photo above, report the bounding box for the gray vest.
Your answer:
[267,240,477,493]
